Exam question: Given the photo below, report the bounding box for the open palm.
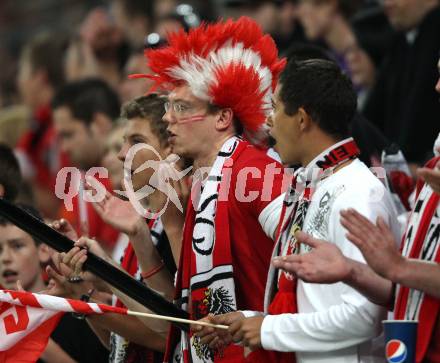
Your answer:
[92,190,144,236]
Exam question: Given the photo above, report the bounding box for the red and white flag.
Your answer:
[0,289,127,363]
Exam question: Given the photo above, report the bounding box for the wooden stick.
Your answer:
[127,310,229,330]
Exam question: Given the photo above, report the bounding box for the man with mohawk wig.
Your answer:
[137,17,288,362]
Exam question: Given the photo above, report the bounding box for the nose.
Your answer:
[435,76,440,94]
[162,108,176,124]
[117,142,129,163]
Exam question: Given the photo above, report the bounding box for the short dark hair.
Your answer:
[20,32,68,90]
[284,43,333,62]
[52,78,121,126]
[0,144,22,201]
[121,94,168,146]
[0,203,43,245]
[279,59,357,140]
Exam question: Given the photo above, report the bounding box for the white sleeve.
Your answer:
[261,184,398,352]
[258,193,285,240]
[241,310,265,318]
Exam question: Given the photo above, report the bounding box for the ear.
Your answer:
[91,113,113,135]
[37,243,52,265]
[297,107,313,133]
[214,108,234,132]
[0,184,4,198]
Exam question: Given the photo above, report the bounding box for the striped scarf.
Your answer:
[394,156,440,363]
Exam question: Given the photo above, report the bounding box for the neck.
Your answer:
[324,14,357,54]
[300,135,344,167]
[28,275,46,293]
[193,133,235,170]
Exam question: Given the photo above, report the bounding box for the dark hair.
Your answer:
[0,203,43,245]
[121,94,169,146]
[284,43,334,62]
[0,144,22,201]
[20,32,68,90]
[279,59,357,139]
[52,78,121,126]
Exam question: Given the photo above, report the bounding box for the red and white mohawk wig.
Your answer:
[138,17,286,145]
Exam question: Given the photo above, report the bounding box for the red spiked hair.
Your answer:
[133,17,286,144]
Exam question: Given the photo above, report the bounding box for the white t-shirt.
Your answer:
[260,159,401,363]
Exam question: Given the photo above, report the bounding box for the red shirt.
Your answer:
[225,146,285,311]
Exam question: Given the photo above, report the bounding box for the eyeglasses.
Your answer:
[164,101,194,115]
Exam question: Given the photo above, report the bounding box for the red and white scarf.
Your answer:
[166,136,250,363]
[263,138,360,362]
[394,156,440,363]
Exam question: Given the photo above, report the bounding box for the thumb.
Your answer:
[295,231,321,249]
[46,265,65,284]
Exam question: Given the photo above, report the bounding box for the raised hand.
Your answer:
[340,209,405,280]
[87,176,145,236]
[49,218,78,241]
[272,231,351,284]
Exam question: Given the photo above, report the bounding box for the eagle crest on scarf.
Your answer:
[192,287,235,361]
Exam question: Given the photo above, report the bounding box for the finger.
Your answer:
[340,215,365,241]
[72,254,88,275]
[341,209,376,239]
[62,247,80,265]
[207,336,221,349]
[75,237,92,249]
[229,319,244,341]
[376,217,397,246]
[46,265,65,284]
[295,231,322,249]
[272,260,302,274]
[16,280,24,291]
[346,232,367,249]
[69,249,88,270]
[231,329,244,344]
[199,331,218,346]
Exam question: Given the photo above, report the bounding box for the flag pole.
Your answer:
[0,198,190,331]
[126,310,229,330]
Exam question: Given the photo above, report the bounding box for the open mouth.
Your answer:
[2,269,18,282]
[168,131,177,143]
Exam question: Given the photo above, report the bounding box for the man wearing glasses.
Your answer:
[142,17,287,363]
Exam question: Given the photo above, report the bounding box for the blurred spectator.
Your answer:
[119,49,151,103]
[110,0,155,50]
[65,7,130,91]
[277,0,307,54]
[297,0,393,99]
[0,143,22,202]
[363,0,440,165]
[52,78,121,251]
[14,32,69,219]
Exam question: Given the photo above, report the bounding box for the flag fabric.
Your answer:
[0,290,128,362]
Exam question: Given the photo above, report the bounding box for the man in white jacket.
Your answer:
[194,59,401,363]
